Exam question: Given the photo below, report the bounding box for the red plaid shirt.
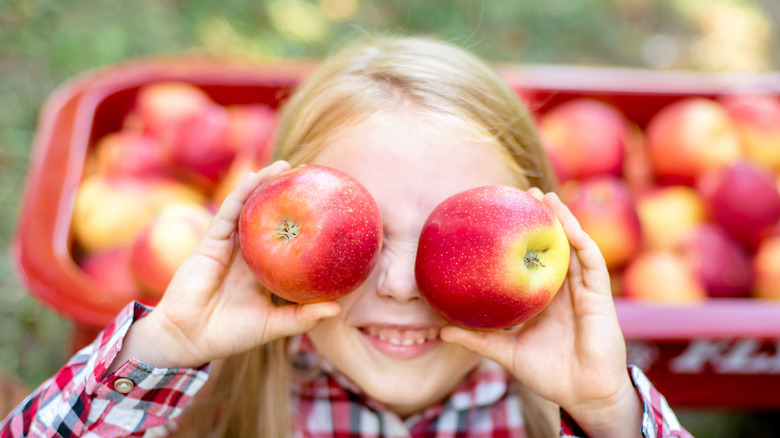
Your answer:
[1,302,691,437]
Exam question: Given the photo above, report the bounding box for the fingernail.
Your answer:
[527,187,544,200]
[317,303,341,319]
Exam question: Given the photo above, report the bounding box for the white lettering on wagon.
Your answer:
[626,341,660,372]
[669,339,780,374]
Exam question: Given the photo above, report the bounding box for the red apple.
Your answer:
[134,81,214,147]
[621,124,655,193]
[415,186,570,330]
[697,161,780,246]
[71,174,206,252]
[226,104,277,165]
[92,131,169,177]
[645,97,741,184]
[676,224,754,298]
[538,98,627,182]
[167,103,236,190]
[752,235,780,299]
[211,153,260,207]
[79,247,143,305]
[239,165,383,303]
[129,202,214,299]
[560,176,641,270]
[720,93,780,172]
[620,251,706,303]
[635,185,707,251]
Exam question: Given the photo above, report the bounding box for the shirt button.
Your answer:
[114,378,135,394]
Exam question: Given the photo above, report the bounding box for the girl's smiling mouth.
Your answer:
[359,326,443,360]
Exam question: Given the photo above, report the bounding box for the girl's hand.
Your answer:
[111,161,341,371]
[440,188,642,437]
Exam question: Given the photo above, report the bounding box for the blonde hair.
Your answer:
[175,36,559,437]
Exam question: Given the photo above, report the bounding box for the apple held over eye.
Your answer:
[239,165,383,303]
[415,186,570,330]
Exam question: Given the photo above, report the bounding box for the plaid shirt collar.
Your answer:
[288,334,512,419]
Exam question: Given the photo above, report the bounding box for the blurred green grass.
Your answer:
[1,0,779,435]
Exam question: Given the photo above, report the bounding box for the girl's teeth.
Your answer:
[368,327,436,345]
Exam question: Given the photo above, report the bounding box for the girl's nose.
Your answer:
[376,244,422,303]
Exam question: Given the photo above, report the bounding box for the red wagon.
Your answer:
[12,58,780,409]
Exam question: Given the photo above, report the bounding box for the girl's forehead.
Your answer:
[310,113,521,210]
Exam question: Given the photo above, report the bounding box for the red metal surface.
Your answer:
[11,58,780,408]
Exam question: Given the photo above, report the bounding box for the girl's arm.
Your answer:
[1,302,208,437]
[442,189,692,438]
[2,160,342,437]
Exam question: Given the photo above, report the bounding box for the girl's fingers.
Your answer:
[543,192,607,274]
[565,246,584,291]
[527,187,544,201]
[529,187,603,273]
[171,161,291,293]
[264,302,342,340]
[218,249,257,288]
[440,326,515,366]
[204,160,291,242]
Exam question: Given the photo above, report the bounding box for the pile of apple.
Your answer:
[71,81,277,304]
[70,78,780,308]
[539,95,780,303]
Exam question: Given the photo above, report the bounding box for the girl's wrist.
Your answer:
[562,376,644,438]
[106,311,209,375]
[141,309,212,368]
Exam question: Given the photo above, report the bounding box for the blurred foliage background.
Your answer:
[0,0,778,435]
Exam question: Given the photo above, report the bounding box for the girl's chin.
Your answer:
[355,365,475,419]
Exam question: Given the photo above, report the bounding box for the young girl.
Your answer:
[1,36,691,437]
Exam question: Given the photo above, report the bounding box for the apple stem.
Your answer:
[273,219,299,242]
[524,249,547,269]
